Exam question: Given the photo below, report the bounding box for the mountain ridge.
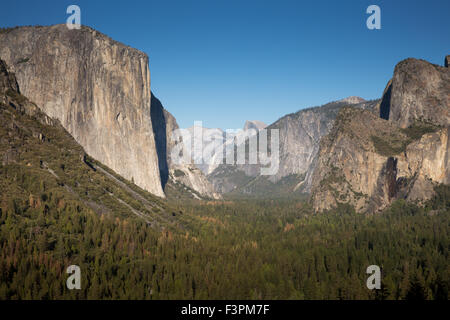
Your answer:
[208,97,379,195]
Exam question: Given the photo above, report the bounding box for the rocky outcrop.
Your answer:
[310,107,449,213]
[0,59,19,93]
[0,25,165,197]
[0,59,55,125]
[169,164,222,199]
[311,108,401,212]
[338,96,366,104]
[402,127,450,200]
[311,56,450,213]
[380,58,450,128]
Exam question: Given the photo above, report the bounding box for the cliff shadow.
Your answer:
[150,93,169,189]
[379,82,392,120]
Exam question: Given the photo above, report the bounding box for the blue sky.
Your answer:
[1,0,449,129]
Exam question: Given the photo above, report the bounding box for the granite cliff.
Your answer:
[311,57,450,212]
[0,25,164,197]
[0,24,216,199]
[380,58,450,127]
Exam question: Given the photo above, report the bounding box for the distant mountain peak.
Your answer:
[337,96,366,104]
[243,120,267,131]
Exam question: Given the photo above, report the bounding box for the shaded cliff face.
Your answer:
[0,25,165,197]
[0,59,19,94]
[380,58,450,128]
[151,93,220,199]
[150,93,169,189]
[311,56,450,213]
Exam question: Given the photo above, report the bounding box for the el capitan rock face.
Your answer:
[0,58,55,126]
[0,25,219,199]
[0,25,167,197]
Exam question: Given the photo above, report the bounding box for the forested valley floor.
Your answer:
[0,179,448,299]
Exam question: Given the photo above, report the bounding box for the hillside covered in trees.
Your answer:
[1,178,448,299]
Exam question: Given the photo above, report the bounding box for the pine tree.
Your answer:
[406,275,427,300]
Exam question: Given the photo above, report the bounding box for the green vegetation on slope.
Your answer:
[371,122,439,157]
[0,99,180,230]
[1,159,448,299]
[227,174,308,200]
